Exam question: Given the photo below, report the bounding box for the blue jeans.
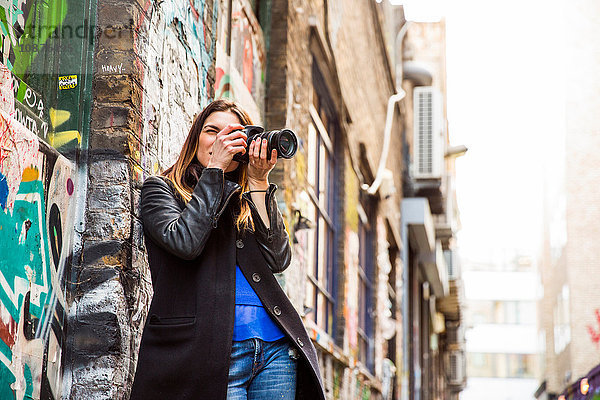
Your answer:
[227,338,298,400]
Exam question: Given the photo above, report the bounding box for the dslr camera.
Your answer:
[233,125,298,163]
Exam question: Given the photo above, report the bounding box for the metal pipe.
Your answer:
[364,90,406,195]
[363,21,411,196]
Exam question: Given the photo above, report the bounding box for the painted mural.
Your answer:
[214,0,266,123]
[0,105,75,399]
[0,0,91,398]
[138,0,218,176]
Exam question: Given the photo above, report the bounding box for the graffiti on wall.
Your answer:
[0,0,67,73]
[376,218,397,342]
[0,0,75,148]
[136,0,218,176]
[0,81,75,398]
[587,309,600,347]
[214,0,266,123]
[344,228,360,353]
[0,0,89,397]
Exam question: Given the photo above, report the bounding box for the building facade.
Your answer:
[536,1,600,399]
[400,20,466,400]
[0,1,464,399]
[461,254,539,400]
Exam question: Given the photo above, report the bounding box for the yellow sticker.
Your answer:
[58,75,77,90]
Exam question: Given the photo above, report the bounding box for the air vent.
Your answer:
[447,350,465,385]
[413,86,444,179]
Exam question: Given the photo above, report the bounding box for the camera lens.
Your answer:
[276,129,297,159]
[234,126,297,163]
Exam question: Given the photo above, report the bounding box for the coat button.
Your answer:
[252,273,261,282]
[273,306,282,316]
[236,239,244,249]
[297,338,304,347]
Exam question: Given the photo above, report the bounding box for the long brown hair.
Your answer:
[163,99,254,231]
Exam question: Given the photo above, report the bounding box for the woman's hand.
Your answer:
[207,124,247,171]
[247,138,277,189]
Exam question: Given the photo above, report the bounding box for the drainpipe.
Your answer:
[394,21,411,92]
[363,21,411,196]
[363,90,406,195]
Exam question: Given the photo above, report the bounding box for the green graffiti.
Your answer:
[361,386,371,400]
[0,0,69,77]
[0,362,16,399]
[0,179,51,324]
[24,363,33,399]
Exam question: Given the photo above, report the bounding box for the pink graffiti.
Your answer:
[215,67,225,92]
[243,36,253,92]
[66,178,74,195]
[587,309,600,347]
[189,0,200,21]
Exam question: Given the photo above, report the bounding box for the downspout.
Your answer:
[363,21,411,196]
[363,90,406,195]
[395,21,412,92]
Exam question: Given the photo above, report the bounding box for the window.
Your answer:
[467,353,536,378]
[466,300,536,325]
[387,232,399,365]
[358,193,375,371]
[304,62,338,337]
[554,285,571,354]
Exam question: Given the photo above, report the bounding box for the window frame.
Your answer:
[304,60,340,339]
[357,192,376,372]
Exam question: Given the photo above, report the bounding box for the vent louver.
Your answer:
[413,86,443,179]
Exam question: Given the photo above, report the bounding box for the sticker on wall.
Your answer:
[58,75,77,90]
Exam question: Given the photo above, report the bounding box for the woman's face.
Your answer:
[196,110,242,172]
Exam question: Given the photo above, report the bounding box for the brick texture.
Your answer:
[67,1,217,398]
[539,0,600,394]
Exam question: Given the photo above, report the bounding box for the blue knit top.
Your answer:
[233,266,285,341]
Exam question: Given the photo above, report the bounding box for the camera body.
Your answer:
[233,125,298,163]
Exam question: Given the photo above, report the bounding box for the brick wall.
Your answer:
[67,1,218,398]
[564,0,600,382]
[539,0,600,394]
[69,0,407,398]
[264,0,405,398]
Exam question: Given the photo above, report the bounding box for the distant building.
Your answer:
[536,1,600,399]
[461,254,539,400]
[401,20,467,400]
[0,1,466,399]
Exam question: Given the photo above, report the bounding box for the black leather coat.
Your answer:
[130,168,325,400]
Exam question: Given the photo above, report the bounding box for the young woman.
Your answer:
[130,100,325,400]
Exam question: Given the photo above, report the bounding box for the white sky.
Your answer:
[393,0,566,263]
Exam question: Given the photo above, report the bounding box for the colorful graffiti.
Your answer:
[0,0,67,74]
[0,102,75,399]
[0,0,72,147]
[0,0,89,397]
[137,0,218,175]
[214,0,266,123]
